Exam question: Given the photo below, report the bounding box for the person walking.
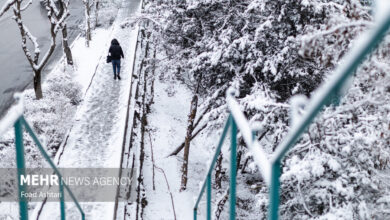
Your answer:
[108,38,124,80]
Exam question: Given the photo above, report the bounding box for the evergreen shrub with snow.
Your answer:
[144,0,390,218]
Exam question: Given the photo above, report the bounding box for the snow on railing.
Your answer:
[0,94,85,220]
[272,2,390,164]
[226,88,271,185]
[195,4,390,220]
[267,5,390,220]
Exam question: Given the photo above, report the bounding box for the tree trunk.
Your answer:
[84,0,92,47]
[215,188,229,219]
[168,101,211,157]
[86,11,91,46]
[34,71,43,100]
[180,94,198,191]
[167,123,206,157]
[215,153,223,189]
[95,0,99,27]
[56,0,73,65]
[61,24,73,65]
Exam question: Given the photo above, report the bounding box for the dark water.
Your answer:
[0,0,84,116]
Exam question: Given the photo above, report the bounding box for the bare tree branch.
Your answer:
[167,123,207,157]
[154,166,177,220]
[5,0,70,98]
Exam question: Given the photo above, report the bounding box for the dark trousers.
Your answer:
[112,59,121,75]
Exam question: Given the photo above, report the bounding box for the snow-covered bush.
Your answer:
[144,0,371,101]
[25,71,81,153]
[144,0,390,218]
[0,64,81,167]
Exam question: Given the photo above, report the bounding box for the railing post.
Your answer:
[269,160,281,220]
[59,176,66,220]
[14,118,28,220]
[229,119,237,220]
[207,174,211,220]
[194,208,197,220]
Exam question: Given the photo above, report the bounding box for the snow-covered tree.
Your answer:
[94,0,100,27]
[40,0,74,65]
[0,0,70,99]
[143,0,390,218]
[82,0,92,47]
[56,0,74,65]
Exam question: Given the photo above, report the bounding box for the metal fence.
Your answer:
[0,95,84,220]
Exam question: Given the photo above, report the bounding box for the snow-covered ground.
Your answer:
[142,78,195,219]
[3,1,390,219]
[139,76,263,220]
[0,0,140,219]
[35,0,140,219]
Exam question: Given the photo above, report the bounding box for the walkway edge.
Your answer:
[113,15,142,220]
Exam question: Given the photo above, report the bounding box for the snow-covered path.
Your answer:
[34,0,140,219]
[142,79,196,220]
[55,1,139,169]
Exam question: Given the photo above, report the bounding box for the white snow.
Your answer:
[375,0,390,22]
[272,8,390,163]
[0,0,141,219]
[226,88,271,185]
[0,0,16,17]
[0,94,23,138]
[142,78,195,219]
[71,29,113,95]
[2,1,390,219]
[35,1,140,218]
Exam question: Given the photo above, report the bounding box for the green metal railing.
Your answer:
[194,7,390,220]
[193,115,235,220]
[0,96,85,220]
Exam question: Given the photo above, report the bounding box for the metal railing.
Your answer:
[193,7,390,220]
[0,95,85,220]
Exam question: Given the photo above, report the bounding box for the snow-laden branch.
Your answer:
[38,0,70,69]
[317,2,344,10]
[302,21,373,43]
[54,10,69,33]
[48,0,59,16]
[20,0,32,11]
[24,24,40,62]
[11,0,69,72]
[0,0,17,17]
[272,9,390,163]
[36,2,60,71]
[297,178,314,217]
[12,9,36,70]
[121,13,164,29]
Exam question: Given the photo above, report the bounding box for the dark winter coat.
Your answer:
[109,39,124,60]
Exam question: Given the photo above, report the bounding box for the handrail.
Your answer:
[193,92,272,220]
[193,7,390,220]
[193,113,238,220]
[268,10,390,220]
[194,116,231,210]
[272,11,390,164]
[1,95,85,220]
[226,88,271,185]
[20,117,85,220]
